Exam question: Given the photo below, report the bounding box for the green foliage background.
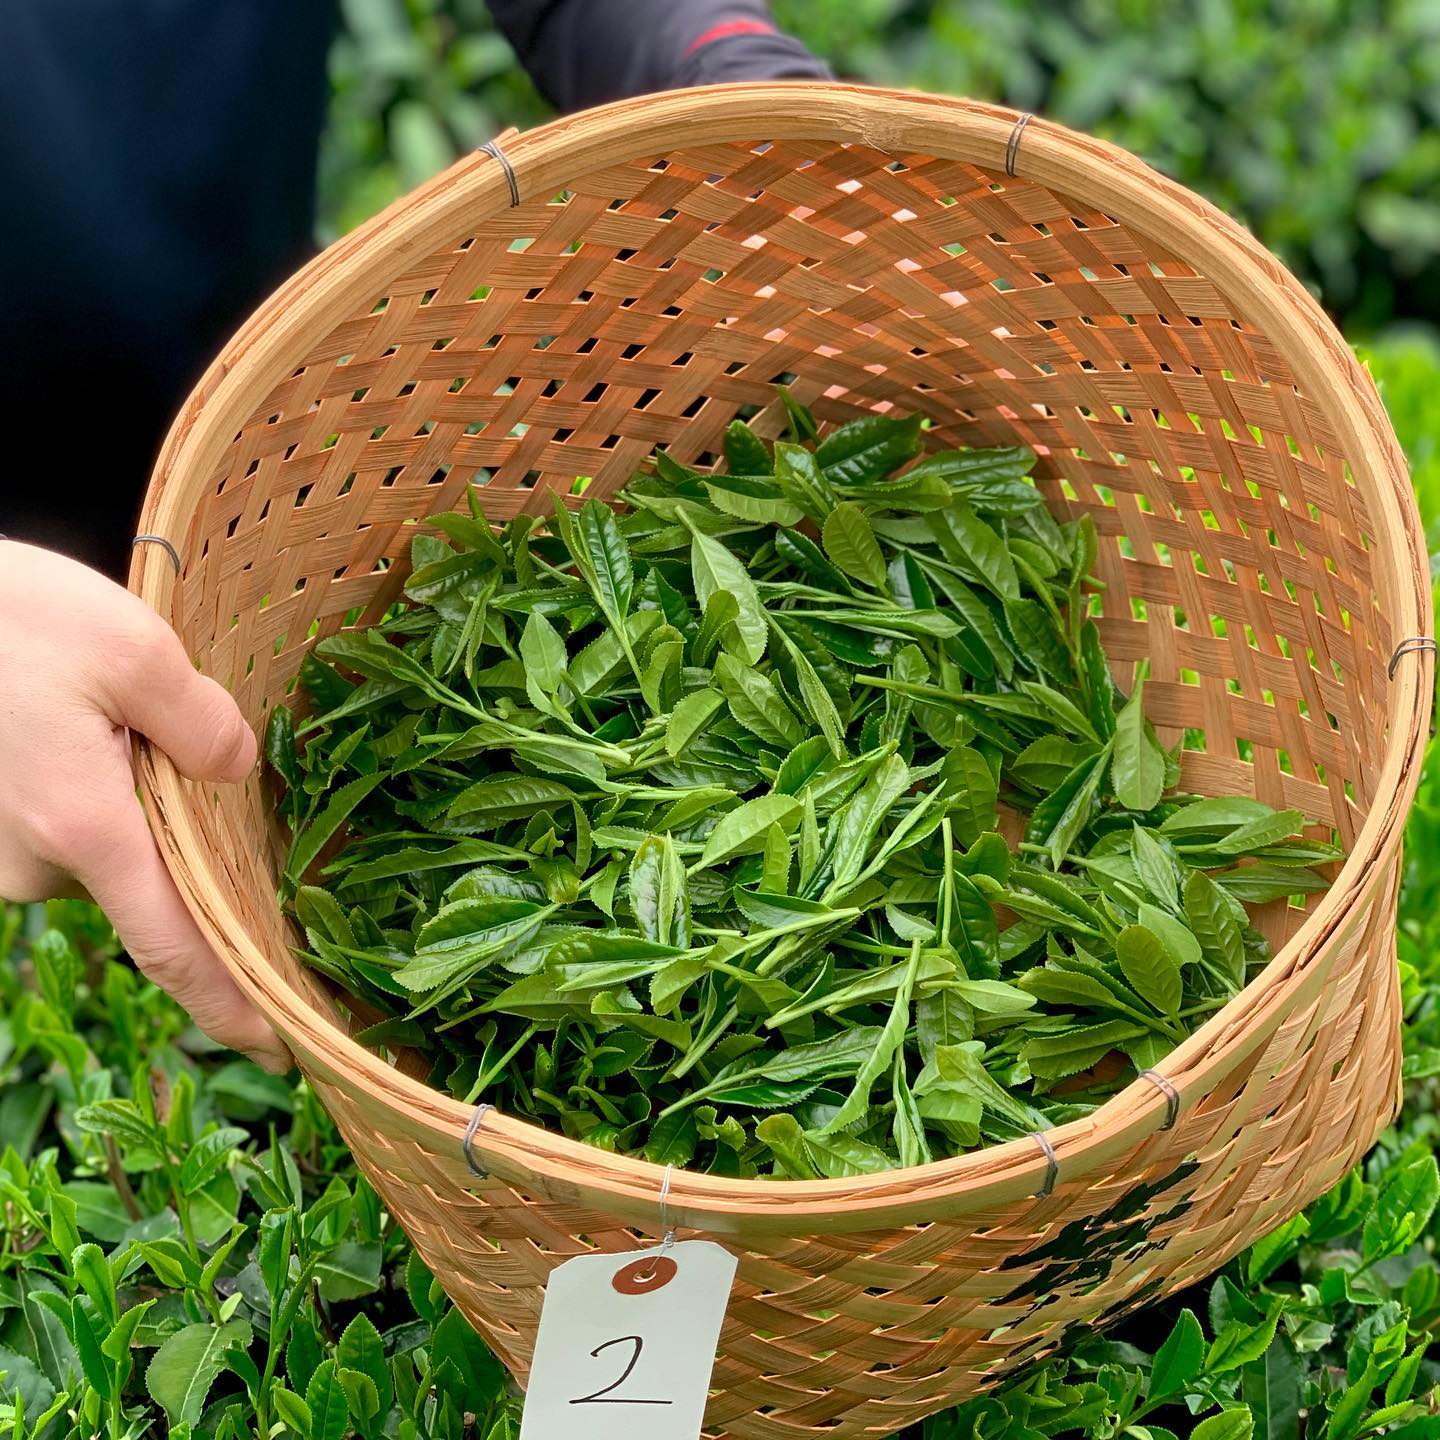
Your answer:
[4,6,1440,1438]
[323,0,1440,333]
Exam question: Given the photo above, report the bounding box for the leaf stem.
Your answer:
[667,1003,739,1082]
[467,1023,540,1102]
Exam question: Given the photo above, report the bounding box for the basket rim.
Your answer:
[133,83,1433,1232]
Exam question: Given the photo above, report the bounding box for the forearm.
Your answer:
[485,0,829,111]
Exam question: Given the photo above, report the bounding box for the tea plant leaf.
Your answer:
[686,518,767,664]
[1192,1409,1255,1440]
[705,475,804,526]
[697,795,803,869]
[0,1343,55,1416]
[271,1388,313,1437]
[1132,824,1179,909]
[337,1313,391,1415]
[820,943,921,1133]
[1213,809,1309,856]
[315,1241,383,1301]
[1363,1155,1440,1263]
[1151,1308,1206,1396]
[643,1110,699,1166]
[724,419,772,475]
[941,747,998,847]
[306,1359,351,1440]
[816,413,924,487]
[930,500,1020,599]
[577,498,633,628]
[1186,869,1246,984]
[778,386,819,443]
[1022,1020,1146,1082]
[178,1127,248,1194]
[1138,902,1204,972]
[666,689,725,756]
[146,1320,252,1425]
[1244,1333,1303,1440]
[1116,925,1183,1015]
[714,653,803,748]
[822,502,888,588]
[1113,678,1165,811]
[1208,1306,1283,1374]
[287,773,386,886]
[519,610,568,700]
[74,1099,157,1152]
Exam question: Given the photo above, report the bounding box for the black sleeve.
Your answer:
[0,0,337,577]
[484,0,830,112]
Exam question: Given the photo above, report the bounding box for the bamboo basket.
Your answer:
[132,85,1433,1437]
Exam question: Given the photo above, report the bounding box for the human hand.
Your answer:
[0,541,291,1073]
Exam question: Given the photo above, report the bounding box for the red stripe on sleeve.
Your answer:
[684,18,778,56]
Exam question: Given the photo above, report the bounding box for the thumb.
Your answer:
[72,781,292,1075]
[100,615,257,783]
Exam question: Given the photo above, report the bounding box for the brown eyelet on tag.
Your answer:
[612,1255,678,1295]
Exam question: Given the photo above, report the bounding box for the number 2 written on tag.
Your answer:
[518,1240,739,1440]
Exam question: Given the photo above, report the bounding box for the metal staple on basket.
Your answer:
[1138,1070,1182,1131]
[132,534,182,575]
[462,1102,493,1179]
[478,140,521,207]
[1004,112,1033,177]
[128,86,1433,1440]
[1388,636,1437,679]
[1029,1130,1059,1198]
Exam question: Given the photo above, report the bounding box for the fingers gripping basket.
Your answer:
[133,86,1432,1437]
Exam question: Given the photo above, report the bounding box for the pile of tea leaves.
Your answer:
[267,394,1340,1178]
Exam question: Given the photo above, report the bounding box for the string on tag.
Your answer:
[620,1163,678,1291]
[658,1163,676,1252]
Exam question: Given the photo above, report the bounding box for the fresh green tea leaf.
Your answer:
[1113,679,1166,812]
[1116,924,1183,1015]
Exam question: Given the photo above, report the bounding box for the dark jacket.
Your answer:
[0,1,826,575]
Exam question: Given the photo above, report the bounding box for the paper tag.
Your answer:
[518,1240,737,1440]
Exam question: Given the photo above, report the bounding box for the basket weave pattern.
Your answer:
[132,88,1431,1437]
